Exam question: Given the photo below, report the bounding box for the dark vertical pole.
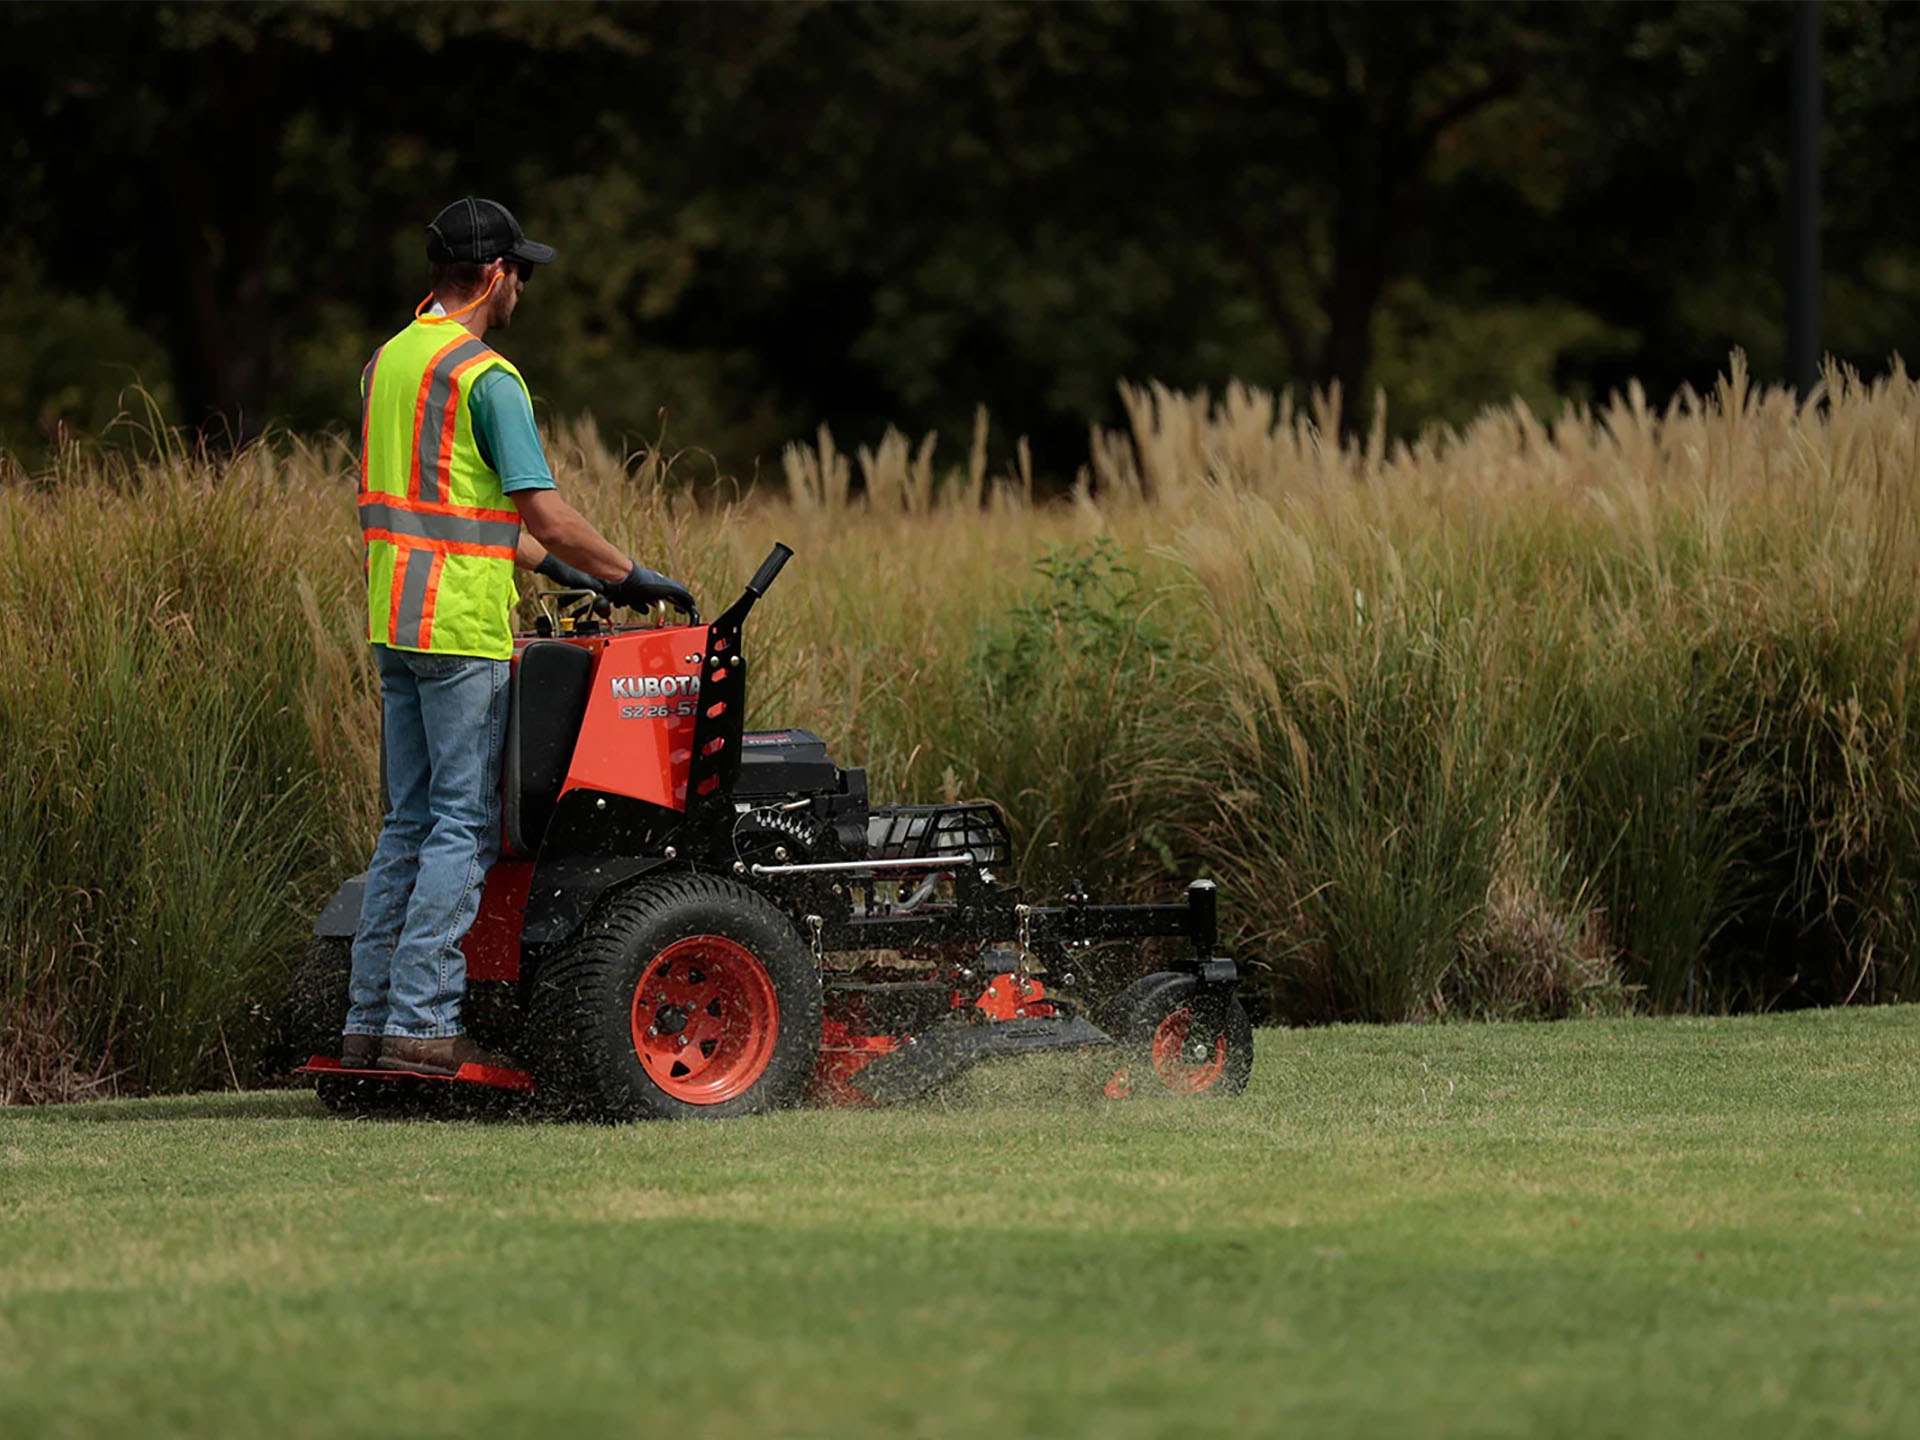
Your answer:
[1788,0,1823,396]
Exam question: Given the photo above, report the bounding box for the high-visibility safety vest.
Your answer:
[358,318,524,659]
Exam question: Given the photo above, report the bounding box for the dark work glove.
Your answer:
[534,553,608,594]
[608,563,698,619]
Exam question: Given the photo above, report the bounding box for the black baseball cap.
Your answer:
[425,197,556,267]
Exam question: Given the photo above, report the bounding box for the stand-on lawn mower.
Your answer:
[292,544,1254,1119]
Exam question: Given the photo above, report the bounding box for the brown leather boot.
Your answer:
[377,1034,519,1076]
[340,1033,384,1068]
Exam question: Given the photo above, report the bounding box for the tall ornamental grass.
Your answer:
[3,356,1917,1097]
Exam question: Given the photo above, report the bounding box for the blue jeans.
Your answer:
[345,645,511,1039]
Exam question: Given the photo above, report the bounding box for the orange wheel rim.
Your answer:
[1150,1008,1227,1093]
[631,935,779,1104]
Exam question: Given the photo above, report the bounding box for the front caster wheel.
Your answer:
[1103,970,1253,1098]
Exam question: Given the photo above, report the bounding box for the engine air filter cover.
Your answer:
[735,729,840,798]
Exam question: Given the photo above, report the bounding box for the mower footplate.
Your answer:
[298,1055,536,1093]
[848,1015,1113,1106]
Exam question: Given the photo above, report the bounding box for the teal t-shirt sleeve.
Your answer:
[468,367,556,494]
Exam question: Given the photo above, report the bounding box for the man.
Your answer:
[345,196,695,1076]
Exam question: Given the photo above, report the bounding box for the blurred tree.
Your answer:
[0,2,651,441]
[2,1,1918,471]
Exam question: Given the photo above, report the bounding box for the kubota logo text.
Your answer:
[610,674,699,699]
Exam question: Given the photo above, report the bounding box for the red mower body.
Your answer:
[549,622,708,815]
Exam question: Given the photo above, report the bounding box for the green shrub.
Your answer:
[965,538,1181,895]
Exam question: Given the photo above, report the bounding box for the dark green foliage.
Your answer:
[6,2,1920,471]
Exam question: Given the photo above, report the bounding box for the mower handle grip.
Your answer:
[746,542,793,597]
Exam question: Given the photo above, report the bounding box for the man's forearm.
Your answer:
[513,492,633,580]
[543,529,633,583]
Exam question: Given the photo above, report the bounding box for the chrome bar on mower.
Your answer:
[749,854,979,877]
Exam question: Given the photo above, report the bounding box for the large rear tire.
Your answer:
[1104,970,1253,1098]
[528,873,822,1121]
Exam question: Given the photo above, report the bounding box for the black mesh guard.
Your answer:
[867,803,1012,867]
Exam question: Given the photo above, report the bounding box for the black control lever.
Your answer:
[710,542,794,635]
[745,543,793,598]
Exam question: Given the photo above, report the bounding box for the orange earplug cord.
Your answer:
[415,270,502,324]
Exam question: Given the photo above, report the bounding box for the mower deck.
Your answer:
[841,1014,1114,1105]
[297,1055,536,1092]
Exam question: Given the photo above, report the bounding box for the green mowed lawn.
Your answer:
[2,1009,1916,1440]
